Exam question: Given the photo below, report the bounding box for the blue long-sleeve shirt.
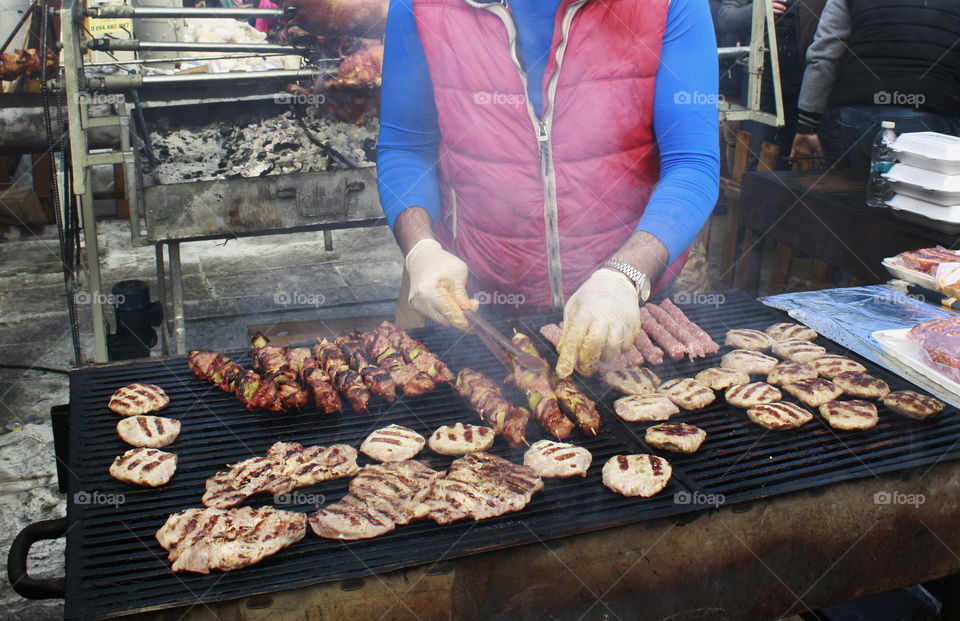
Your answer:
[377,0,720,265]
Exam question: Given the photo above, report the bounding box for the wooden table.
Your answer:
[734,168,959,294]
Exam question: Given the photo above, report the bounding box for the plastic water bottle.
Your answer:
[866,120,898,207]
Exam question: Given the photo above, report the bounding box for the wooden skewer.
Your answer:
[521,438,530,447]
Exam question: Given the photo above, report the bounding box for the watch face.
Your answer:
[639,277,651,302]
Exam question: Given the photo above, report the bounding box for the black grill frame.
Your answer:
[64,291,960,619]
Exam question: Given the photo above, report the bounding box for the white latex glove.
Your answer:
[405,238,475,329]
[556,269,643,378]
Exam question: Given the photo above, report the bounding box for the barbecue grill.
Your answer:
[11,291,960,619]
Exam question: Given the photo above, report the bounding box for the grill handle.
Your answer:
[7,518,67,599]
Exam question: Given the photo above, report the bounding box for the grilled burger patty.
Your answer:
[781,377,844,408]
[613,393,679,422]
[724,328,774,351]
[772,338,827,363]
[644,422,706,454]
[695,367,750,390]
[765,322,819,342]
[659,378,716,410]
[721,349,779,374]
[602,454,672,497]
[109,447,177,487]
[108,383,169,416]
[428,423,496,456]
[819,400,879,430]
[523,439,593,478]
[603,366,661,395]
[882,390,946,420]
[747,402,813,430]
[831,371,890,400]
[116,415,180,448]
[767,361,818,385]
[360,424,425,462]
[724,382,782,408]
[812,355,867,379]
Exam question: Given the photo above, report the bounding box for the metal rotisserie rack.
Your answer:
[58,291,960,619]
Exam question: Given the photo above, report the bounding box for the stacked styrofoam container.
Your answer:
[883,132,960,233]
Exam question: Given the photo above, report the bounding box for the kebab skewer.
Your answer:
[315,338,371,412]
[249,336,309,412]
[377,320,455,383]
[508,333,575,440]
[337,333,396,402]
[550,374,600,436]
[249,334,342,414]
[359,329,435,397]
[188,350,284,412]
[455,368,530,447]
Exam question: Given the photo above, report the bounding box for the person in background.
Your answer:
[377,0,720,377]
[791,0,960,169]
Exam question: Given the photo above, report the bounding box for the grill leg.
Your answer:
[154,242,170,356]
[168,241,186,354]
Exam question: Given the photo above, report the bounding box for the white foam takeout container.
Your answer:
[886,193,960,234]
[884,163,960,205]
[890,132,960,175]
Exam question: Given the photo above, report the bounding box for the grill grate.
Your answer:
[64,291,960,619]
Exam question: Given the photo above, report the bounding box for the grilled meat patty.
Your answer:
[203,442,359,509]
[360,424,425,462]
[695,367,750,390]
[746,402,813,430]
[819,400,879,430]
[602,454,672,497]
[724,382,782,408]
[765,322,819,342]
[812,355,866,379]
[772,338,827,362]
[523,439,592,478]
[782,377,843,408]
[644,422,706,454]
[109,448,177,487]
[882,391,946,420]
[428,423,496,456]
[724,329,773,351]
[108,383,169,416]
[420,452,543,524]
[721,349,779,374]
[659,378,716,410]
[603,366,661,395]
[116,415,181,448]
[156,506,305,574]
[613,393,679,422]
[767,361,818,385]
[832,371,890,400]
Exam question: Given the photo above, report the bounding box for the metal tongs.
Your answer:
[462,308,548,373]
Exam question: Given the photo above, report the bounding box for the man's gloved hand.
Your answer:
[405,238,475,329]
[556,269,643,378]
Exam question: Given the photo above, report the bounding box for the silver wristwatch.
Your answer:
[601,259,651,302]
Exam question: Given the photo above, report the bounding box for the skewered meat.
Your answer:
[360,424,425,462]
[419,452,544,524]
[659,299,720,354]
[286,0,388,37]
[766,322,819,342]
[647,303,704,358]
[782,378,843,408]
[509,333,575,440]
[108,383,169,416]
[721,349,779,374]
[428,423,496,455]
[455,368,529,447]
[360,328,436,397]
[645,422,706,454]
[337,333,396,402]
[724,382,782,408]
[724,329,773,351]
[315,338,370,412]
[378,321,455,383]
[613,393,679,422]
[156,506,306,574]
[309,460,444,540]
[772,338,827,363]
[109,448,177,487]
[812,355,867,379]
[246,336,310,411]
[551,374,600,436]
[766,361,818,386]
[695,367,750,390]
[639,306,685,361]
[747,402,813,430]
[116,415,181,448]
[189,350,284,412]
[603,366,661,395]
[523,440,592,478]
[326,44,383,88]
[602,454,672,498]
[832,371,890,400]
[202,442,359,509]
[659,378,716,410]
[882,391,946,420]
[819,400,879,430]
[0,49,55,81]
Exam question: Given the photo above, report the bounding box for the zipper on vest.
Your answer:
[465,0,588,310]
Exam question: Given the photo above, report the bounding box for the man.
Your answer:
[791,0,960,168]
[377,0,720,377]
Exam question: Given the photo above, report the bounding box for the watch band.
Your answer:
[601,259,651,302]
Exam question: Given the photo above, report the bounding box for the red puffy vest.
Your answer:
[412,0,684,310]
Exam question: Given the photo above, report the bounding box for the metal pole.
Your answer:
[168,241,186,355]
[86,39,305,54]
[86,6,291,19]
[154,243,169,356]
[76,68,324,92]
